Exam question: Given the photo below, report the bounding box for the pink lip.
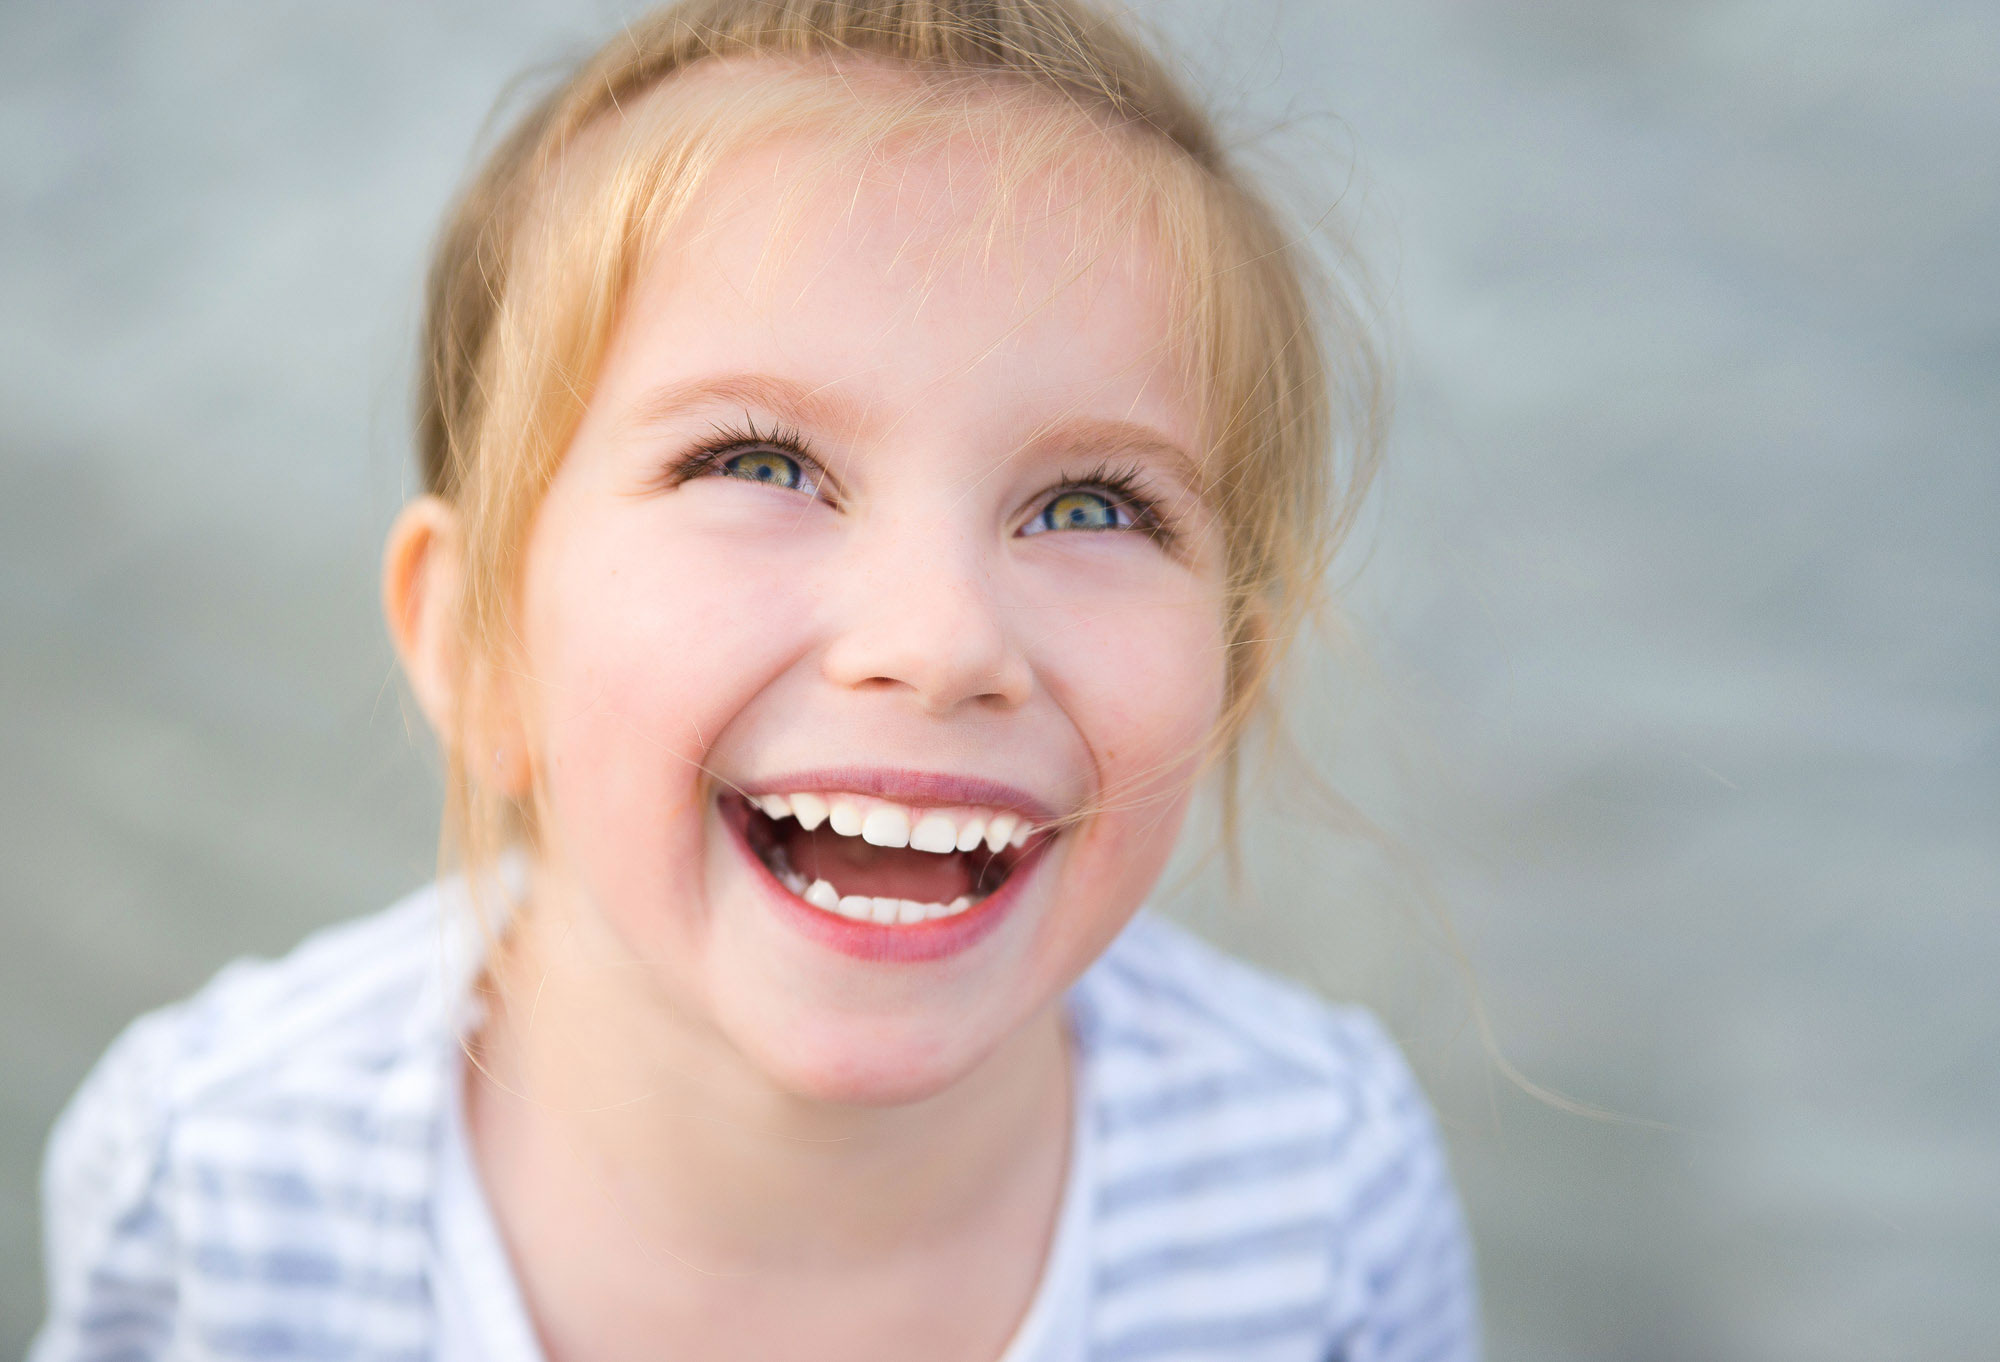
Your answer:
[737,766,1061,821]
[717,792,1055,963]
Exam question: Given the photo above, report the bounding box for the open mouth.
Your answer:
[720,788,1049,926]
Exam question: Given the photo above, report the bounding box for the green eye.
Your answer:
[722,449,802,488]
[1029,490,1126,534]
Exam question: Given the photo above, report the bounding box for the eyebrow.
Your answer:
[1023,416,1206,500]
[624,371,859,434]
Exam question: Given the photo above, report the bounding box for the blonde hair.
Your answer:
[415,0,1383,887]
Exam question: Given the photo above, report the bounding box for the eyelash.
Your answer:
[664,417,824,494]
[1038,460,1174,546]
[659,420,1177,549]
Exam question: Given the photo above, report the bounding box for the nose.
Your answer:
[819,516,1033,714]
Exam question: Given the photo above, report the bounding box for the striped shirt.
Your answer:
[31,877,1478,1361]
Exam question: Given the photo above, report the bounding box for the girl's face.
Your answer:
[513,131,1226,1105]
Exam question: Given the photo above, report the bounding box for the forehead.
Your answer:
[612,124,1196,444]
[560,59,1202,433]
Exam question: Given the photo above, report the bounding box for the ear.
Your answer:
[382,496,531,796]
[383,494,464,734]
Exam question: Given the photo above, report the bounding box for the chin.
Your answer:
[733,1010,1000,1109]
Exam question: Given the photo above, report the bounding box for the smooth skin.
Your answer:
[385,94,1229,1362]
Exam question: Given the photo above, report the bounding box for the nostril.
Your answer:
[819,592,1032,712]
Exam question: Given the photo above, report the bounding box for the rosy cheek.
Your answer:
[1068,605,1225,775]
[1029,584,1223,929]
[519,508,802,845]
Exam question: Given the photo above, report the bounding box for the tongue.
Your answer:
[779,824,978,903]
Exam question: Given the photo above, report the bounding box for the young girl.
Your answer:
[34,2,1476,1358]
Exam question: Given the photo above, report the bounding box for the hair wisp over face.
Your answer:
[414,0,1384,890]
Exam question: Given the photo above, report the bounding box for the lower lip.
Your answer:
[721,799,1051,963]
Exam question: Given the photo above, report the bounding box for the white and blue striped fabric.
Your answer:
[32,877,1478,1361]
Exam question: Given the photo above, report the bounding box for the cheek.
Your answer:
[1034,579,1227,900]
[1050,589,1228,791]
[1032,600,1222,972]
[519,504,815,877]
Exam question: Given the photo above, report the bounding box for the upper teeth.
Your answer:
[748,792,1035,853]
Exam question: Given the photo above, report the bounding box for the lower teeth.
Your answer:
[780,869,974,923]
[758,818,985,925]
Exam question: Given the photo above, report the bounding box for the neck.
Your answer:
[463,882,1073,1272]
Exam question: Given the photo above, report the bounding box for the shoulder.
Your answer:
[46,877,453,1174]
[55,879,461,1178]
[152,883,451,1109]
[1079,910,1428,1114]
[1072,914,1480,1360]
[31,884,460,1360]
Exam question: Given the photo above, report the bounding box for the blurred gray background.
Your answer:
[4,2,1995,1357]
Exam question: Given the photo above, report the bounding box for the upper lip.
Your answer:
[733,766,1062,823]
